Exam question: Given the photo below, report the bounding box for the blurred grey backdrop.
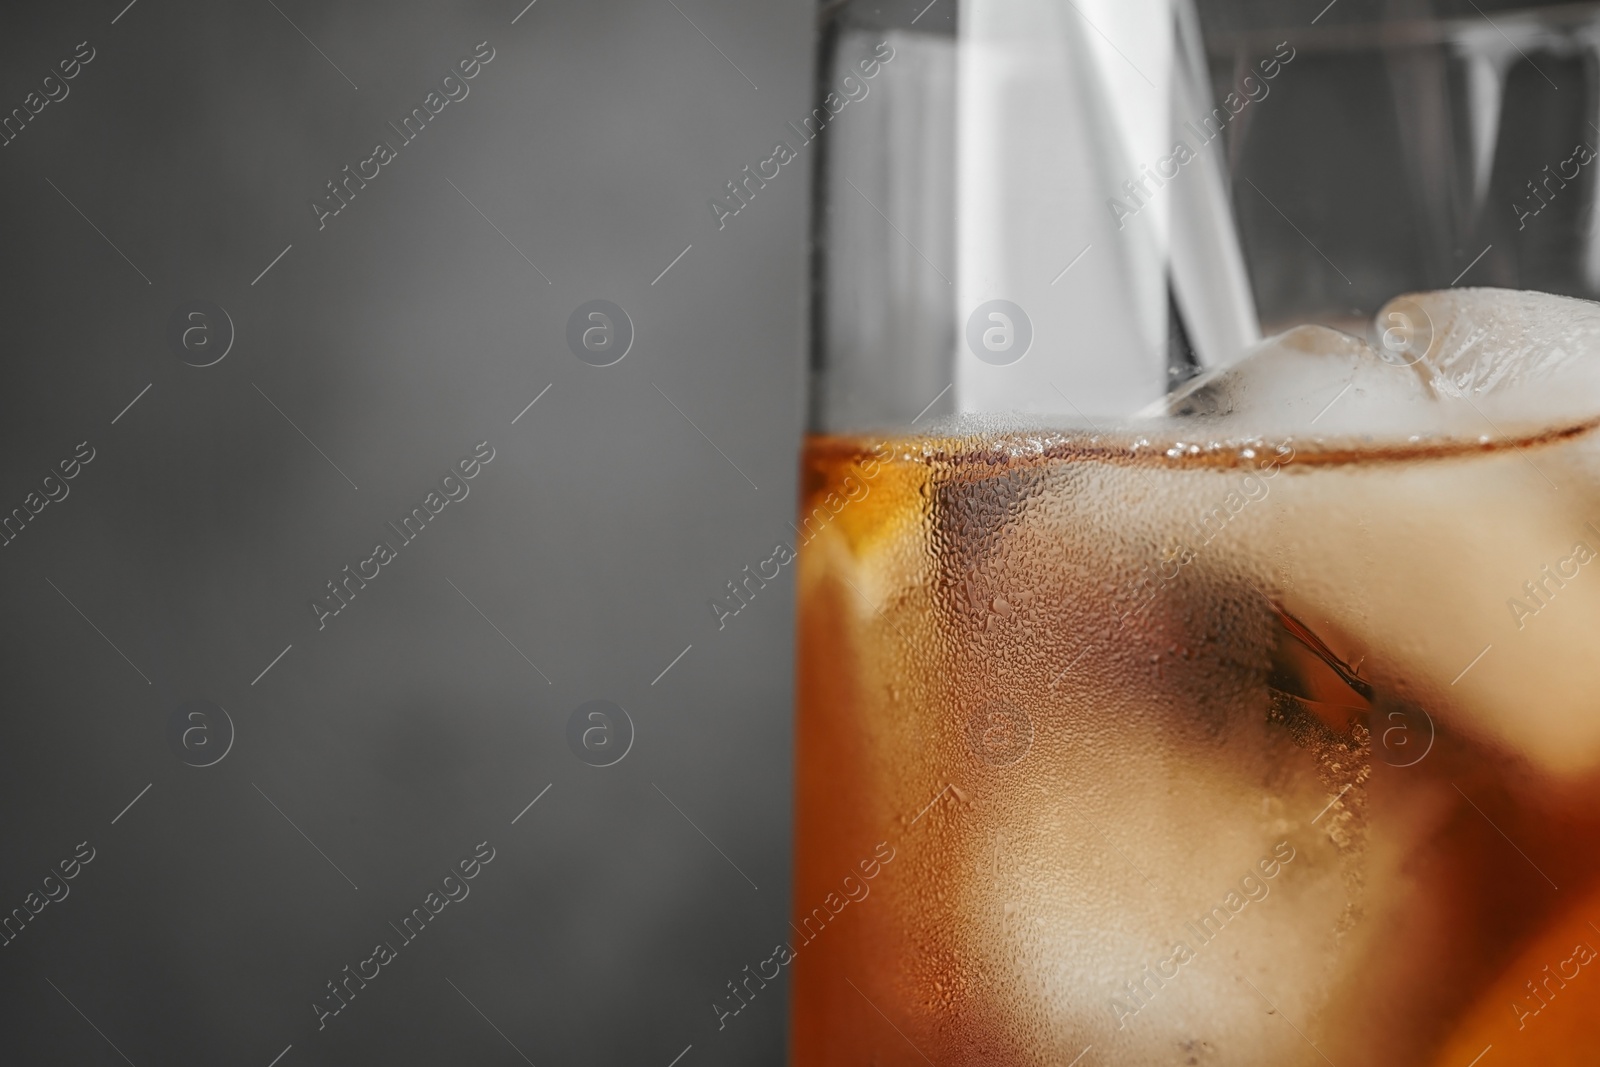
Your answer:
[0,1,811,1064]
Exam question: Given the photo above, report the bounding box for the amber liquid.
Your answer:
[792,426,1600,1066]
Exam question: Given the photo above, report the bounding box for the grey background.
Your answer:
[0,1,813,1064]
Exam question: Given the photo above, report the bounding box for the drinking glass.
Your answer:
[790,2,1600,1064]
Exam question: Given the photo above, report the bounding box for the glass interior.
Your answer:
[808,0,1600,429]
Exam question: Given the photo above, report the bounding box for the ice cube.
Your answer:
[1155,324,1452,440]
[1376,287,1600,429]
[1223,289,1600,777]
[1266,448,1600,777]
[1160,289,1600,445]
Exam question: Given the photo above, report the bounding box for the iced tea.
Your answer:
[792,293,1600,1066]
